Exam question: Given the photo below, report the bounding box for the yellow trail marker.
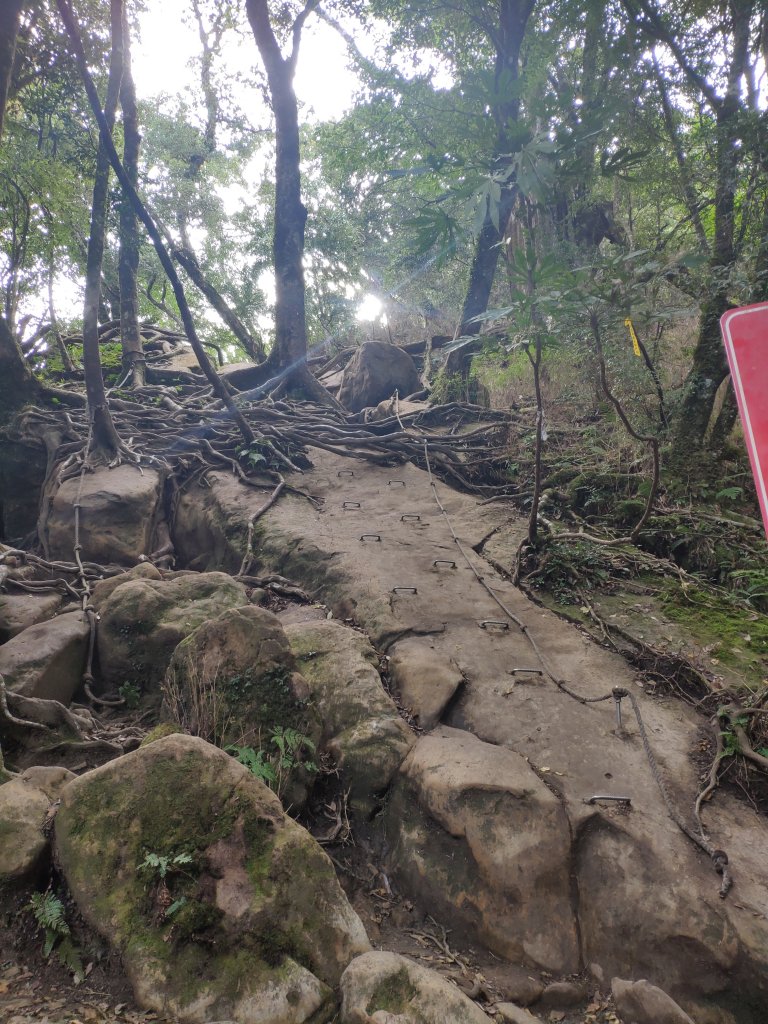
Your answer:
[625,318,642,357]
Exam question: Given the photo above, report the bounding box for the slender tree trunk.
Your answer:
[56,0,254,445]
[117,6,145,386]
[81,0,124,456]
[652,55,709,252]
[671,97,740,456]
[0,0,24,143]
[446,0,533,379]
[246,0,326,399]
[173,245,266,361]
[0,0,42,420]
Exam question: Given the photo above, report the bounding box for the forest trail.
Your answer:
[3,439,768,1024]
[176,444,768,1017]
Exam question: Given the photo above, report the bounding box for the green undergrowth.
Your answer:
[660,583,768,686]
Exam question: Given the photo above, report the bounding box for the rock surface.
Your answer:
[0,591,64,643]
[286,619,415,813]
[384,726,579,972]
[388,639,463,730]
[165,605,319,809]
[338,342,421,412]
[40,464,164,566]
[90,562,162,609]
[495,1006,542,1024]
[169,450,768,1020]
[97,572,247,691]
[0,775,52,880]
[340,951,490,1024]
[611,978,695,1024]
[0,610,89,701]
[55,734,370,1024]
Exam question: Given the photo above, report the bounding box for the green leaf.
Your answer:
[166,897,188,918]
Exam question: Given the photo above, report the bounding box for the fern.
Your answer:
[28,891,83,980]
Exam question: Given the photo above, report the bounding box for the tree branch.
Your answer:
[55,0,254,446]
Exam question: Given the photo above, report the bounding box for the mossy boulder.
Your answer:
[90,562,162,610]
[340,951,490,1024]
[285,620,415,816]
[96,572,247,692]
[55,734,370,1024]
[164,606,321,810]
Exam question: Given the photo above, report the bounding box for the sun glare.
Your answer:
[355,294,384,322]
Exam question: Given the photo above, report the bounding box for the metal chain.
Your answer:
[421,438,731,896]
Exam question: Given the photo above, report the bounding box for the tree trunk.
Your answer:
[117,6,145,387]
[0,0,42,421]
[81,0,124,457]
[0,0,24,143]
[246,0,322,396]
[56,0,254,445]
[447,0,533,379]
[671,97,740,457]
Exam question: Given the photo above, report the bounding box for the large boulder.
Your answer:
[611,978,695,1024]
[0,780,50,881]
[384,726,579,974]
[40,464,165,566]
[165,605,319,809]
[0,590,64,643]
[96,572,247,692]
[0,766,73,881]
[340,951,490,1024]
[286,620,415,814]
[388,639,464,731]
[338,342,420,413]
[89,562,163,610]
[55,734,370,1024]
[0,610,89,702]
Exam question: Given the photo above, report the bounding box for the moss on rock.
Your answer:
[54,734,369,1022]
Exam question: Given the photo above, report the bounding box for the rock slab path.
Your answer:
[175,447,768,1022]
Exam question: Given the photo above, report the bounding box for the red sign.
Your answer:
[720,302,768,538]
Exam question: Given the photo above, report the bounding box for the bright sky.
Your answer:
[134,2,366,123]
[52,1,387,327]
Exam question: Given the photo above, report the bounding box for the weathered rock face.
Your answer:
[0,768,71,881]
[164,605,319,809]
[384,726,579,974]
[40,464,165,566]
[0,591,64,643]
[0,779,49,880]
[338,342,421,413]
[577,820,744,1011]
[55,734,370,1024]
[96,572,247,691]
[89,562,162,610]
[340,951,491,1024]
[165,449,768,1020]
[0,610,89,702]
[388,639,463,731]
[0,435,48,545]
[286,620,415,814]
[611,978,695,1024]
[494,1004,541,1024]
